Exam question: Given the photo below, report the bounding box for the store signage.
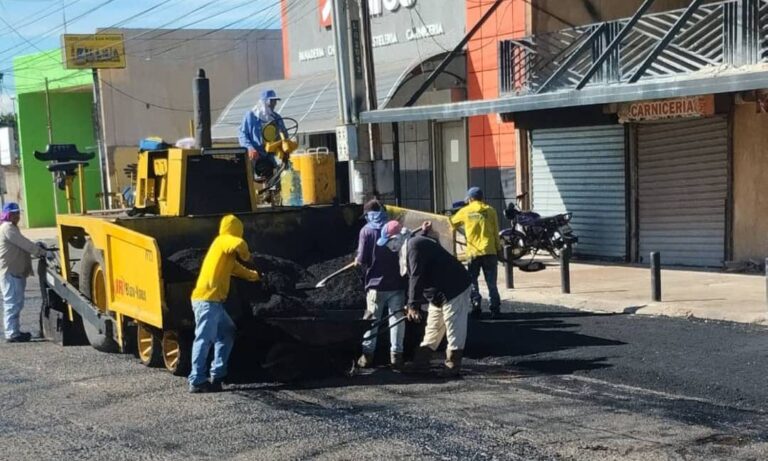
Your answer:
[298,22,444,61]
[61,33,126,69]
[618,95,715,123]
[319,0,417,28]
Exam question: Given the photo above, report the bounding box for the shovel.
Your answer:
[296,262,357,290]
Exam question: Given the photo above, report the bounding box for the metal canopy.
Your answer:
[359,68,768,124]
[212,57,435,139]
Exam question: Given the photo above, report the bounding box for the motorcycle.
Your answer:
[500,193,578,262]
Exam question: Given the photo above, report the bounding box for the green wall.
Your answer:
[13,50,102,228]
[16,91,102,227]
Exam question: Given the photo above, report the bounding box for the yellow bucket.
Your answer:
[290,148,337,205]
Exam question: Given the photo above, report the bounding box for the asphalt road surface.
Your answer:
[1,277,767,460]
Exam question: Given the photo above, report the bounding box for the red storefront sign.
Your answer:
[618,95,715,123]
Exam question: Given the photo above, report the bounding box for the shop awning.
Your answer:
[212,57,431,139]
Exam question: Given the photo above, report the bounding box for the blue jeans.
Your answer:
[2,273,27,339]
[362,289,405,354]
[468,255,500,310]
[188,300,236,387]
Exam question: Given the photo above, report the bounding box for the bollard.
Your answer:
[651,252,662,302]
[765,257,768,305]
[504,245,514,289]
[560,245,571,294]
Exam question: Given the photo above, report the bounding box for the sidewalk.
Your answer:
[481,260,768,326]
[22,227,58,241]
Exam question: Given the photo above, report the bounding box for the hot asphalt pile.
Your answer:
[165,249,366,319]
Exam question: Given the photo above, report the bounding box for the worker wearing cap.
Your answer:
[354,200,407,370]
[188,214,262,393]
[237,89,287,179]
[378,220,472,376]
[0,203,45,343]
[450,187,503,318]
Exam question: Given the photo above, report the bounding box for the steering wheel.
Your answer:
[262,117,299,142]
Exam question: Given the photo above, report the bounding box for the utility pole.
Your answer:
[331,0,379,203]
[44,77,60,214]
[91,69,110,208]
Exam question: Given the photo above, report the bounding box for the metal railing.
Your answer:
[499,0,768,96]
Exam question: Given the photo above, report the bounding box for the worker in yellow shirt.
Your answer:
[188,214,262,393]
[450,187,503,318]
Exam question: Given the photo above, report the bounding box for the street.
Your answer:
[1,278,767,460]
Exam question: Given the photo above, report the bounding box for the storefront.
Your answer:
[621,96,729,267]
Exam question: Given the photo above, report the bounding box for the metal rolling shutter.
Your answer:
[637,117,728,267]
[531,125,627,259]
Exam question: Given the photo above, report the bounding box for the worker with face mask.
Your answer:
[237,89,287,179]
[188,215,262,393]
[0,203,45,343]
[354,200,407,370]
[378,220,472,376]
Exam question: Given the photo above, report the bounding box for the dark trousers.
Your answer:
[468,255,501,310]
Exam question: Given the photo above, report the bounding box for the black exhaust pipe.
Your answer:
[194,68,212,149]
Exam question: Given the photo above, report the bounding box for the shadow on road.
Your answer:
[465,311,625,360]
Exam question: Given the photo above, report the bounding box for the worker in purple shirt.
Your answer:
[354,199,407,370]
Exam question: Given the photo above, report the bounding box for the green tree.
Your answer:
[0,112,15,127]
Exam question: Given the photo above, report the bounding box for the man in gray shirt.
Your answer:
[0,203,45,342]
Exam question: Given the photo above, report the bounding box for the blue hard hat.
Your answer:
[260,89,280,101]
[466,187,483,201]
[2,202,20,214]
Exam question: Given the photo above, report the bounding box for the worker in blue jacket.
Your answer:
[238,89,287,179]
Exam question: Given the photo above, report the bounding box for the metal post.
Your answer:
[91,68,110,208]
[560,245,571,294]
[77,164,86,215]
[392,122,401,206]
[193,69,212,149]
[764,257,767,304]
[44,78,53,144]
[504,245,514,289]
[651,251,662,302]
[44,78,60,215]
[332,0,353,125]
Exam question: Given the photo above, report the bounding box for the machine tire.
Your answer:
[162,330,191,376]
[137,323,163,367]
[80,241,119,353]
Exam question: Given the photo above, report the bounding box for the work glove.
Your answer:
[34,241,48,257]
[406,305,422,323]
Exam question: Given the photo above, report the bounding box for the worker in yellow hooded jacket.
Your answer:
[188,214,261,393]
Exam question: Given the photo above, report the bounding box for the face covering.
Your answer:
[253,99,275,123]
[385,234,405,253]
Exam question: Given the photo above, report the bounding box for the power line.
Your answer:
[0,0,118,60]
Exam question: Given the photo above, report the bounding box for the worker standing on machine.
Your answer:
[188,214,262,393]
[237,89,287,180]
[0,203,45,343]
[378,220,472,376]
[355,200,407,370]
[450,187,504,319]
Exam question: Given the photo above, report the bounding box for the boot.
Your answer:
[390,352,404,371]
[441,349,464,377]
[403,346,432,373]
[357,353,374,369]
